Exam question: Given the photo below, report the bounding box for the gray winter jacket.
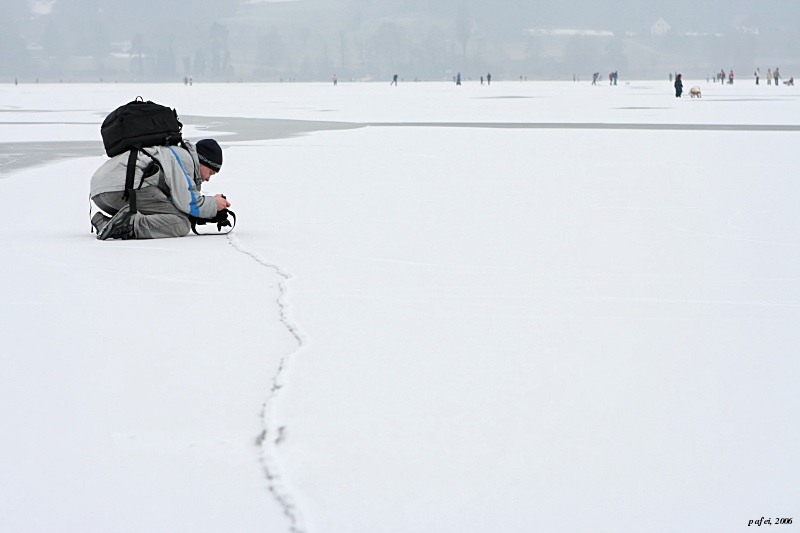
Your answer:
[90,141,217,220]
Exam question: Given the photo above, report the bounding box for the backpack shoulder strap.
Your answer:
[138,148,162,188]
[121,148,140,213]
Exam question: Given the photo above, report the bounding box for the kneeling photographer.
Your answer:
[91,138,232,240]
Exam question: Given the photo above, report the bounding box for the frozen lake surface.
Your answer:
[1,80,798,533]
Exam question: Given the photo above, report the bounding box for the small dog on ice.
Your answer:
[689,86,702,98]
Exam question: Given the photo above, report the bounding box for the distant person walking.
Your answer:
[729,70,734,84]
[391,74,398,86]
[456,72,462,85]
[487,73,491,85]
[754,68,760,85]
[767,68,772,85]
[674,74,683,98]
[774,68,780,86]
[333,74,338,86]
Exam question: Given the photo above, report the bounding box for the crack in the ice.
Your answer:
[227,233,306,533]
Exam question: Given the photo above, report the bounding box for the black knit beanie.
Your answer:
[196,139,223,172]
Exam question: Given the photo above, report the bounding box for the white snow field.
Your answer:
[1,80,798,533]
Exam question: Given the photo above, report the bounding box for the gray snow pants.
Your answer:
[92,187,191,239]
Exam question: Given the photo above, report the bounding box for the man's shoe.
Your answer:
[97,205,136,240]
[91,211,111,234]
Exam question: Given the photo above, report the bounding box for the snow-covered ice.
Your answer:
[1,80,798,533]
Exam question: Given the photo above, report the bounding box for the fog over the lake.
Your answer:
[2,1,799,82]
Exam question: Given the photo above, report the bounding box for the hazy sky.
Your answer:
[262,0,799,32]
[13,0,800,34]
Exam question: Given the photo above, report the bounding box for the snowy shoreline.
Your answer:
[1,81,798,533]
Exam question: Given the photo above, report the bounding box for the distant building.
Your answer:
[650,18,671,36]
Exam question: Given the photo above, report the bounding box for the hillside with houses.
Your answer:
[2,0,797,82]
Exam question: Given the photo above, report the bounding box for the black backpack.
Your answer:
[101,96,183,157]
[100,97,184,214]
